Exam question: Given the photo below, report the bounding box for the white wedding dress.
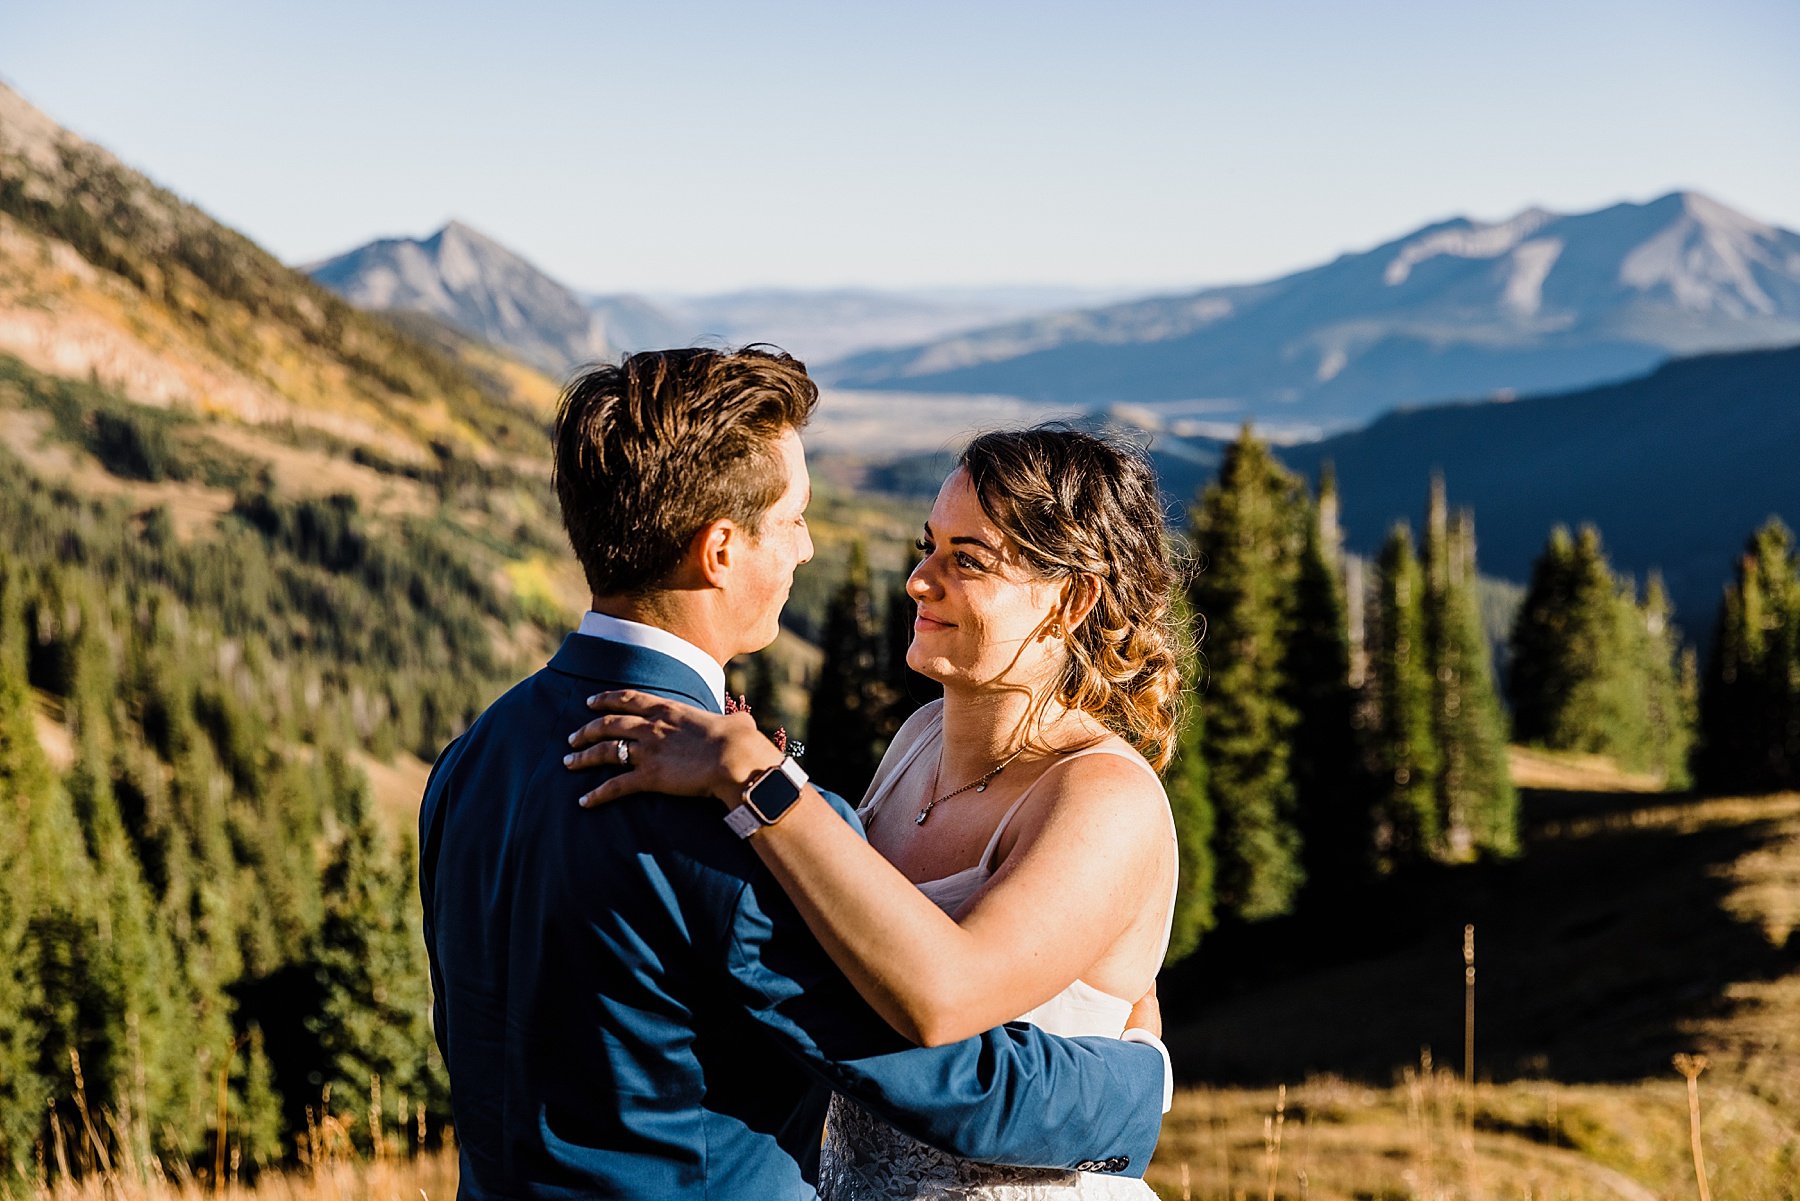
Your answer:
[818,705,1173,1200]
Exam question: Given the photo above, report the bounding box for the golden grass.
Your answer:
[5,1150,461,1201]
[1507,745,1667,794]
[1147,1066,1798,1201]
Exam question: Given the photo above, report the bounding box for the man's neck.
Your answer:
[590,594,732,667]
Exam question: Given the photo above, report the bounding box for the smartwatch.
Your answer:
[724,756,809,838]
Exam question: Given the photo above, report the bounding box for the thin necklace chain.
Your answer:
[915,746,1026,826]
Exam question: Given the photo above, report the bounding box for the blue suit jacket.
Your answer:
[420,633,1165,1199]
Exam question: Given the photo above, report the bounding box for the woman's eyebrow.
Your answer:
[922,521,997,553]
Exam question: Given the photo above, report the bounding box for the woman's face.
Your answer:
[906,468,1068,691]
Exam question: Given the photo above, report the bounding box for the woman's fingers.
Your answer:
[565,713,652,760]
[578,769,654,808]
[585,689,676,717]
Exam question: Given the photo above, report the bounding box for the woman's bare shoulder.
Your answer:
[1001,738,1170,863]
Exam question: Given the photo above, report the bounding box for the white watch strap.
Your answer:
[723,804,763,838]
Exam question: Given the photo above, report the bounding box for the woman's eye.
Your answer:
[915,538,933,553]
[956,552,984,571]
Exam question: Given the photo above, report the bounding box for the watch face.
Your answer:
[750,763,805,821]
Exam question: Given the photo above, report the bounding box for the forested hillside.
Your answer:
[0,82,590,1177]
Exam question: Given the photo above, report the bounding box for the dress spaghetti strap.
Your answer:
[856,703,944,824]
[977,744,1165,872]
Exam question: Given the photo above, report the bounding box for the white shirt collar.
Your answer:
[576,611,727,709]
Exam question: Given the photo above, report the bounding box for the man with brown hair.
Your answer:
[420,347,1166,1199]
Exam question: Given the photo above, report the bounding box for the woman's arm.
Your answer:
[567,691,1170,1046]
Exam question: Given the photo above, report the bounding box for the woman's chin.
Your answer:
[904,652,954,684]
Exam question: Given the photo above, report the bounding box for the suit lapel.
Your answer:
[546,633,725,715]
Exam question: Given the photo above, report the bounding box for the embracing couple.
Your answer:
[419,347,1186,1199]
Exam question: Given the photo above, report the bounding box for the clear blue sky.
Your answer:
[3,0,1795,294]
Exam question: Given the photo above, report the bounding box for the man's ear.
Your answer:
[689,518,738,589]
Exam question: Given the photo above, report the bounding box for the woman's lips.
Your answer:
[914,612,954,632]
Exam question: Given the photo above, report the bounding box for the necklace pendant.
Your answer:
[976,783,987,791]
[914,807,930,825]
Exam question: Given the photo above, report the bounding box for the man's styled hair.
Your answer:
[553,346,819,597]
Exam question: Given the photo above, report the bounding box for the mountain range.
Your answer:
[306,223,1120,375]
[1268,344,1800,640]
[827,193,1800,435]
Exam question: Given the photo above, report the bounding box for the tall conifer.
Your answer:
[1369,525,1439,868]
[1425,502,1517,858]
[804,543,887,797]
[1286,465,1366,901]
[1640,573,1694,787]
[1163,594,1214,963]
[1697,520,1800,790]
[1188,428,1307,920]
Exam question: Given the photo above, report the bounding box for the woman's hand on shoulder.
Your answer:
[564,690,785,808]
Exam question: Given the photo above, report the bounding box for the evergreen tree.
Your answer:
[1188,428,1307,921]
[1424,496,1517,859]
[1640,573,1694,788]
[1512,526,1695,781]
[1368,524,1439,869]
[1697,520,1800,791]
[1286,465,1366,901]
[1508,526,1579,743]
[1162,594,1214,963]
[0,558,55,1174]
[804,543,887,797]
[307,787,443,1152]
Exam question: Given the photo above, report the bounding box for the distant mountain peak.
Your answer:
[309,222,611,374]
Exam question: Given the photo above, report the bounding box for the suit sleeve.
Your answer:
[717,797,1165,1177]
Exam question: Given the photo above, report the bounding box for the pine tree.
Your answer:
[1508,526,1579,743]
[1640,573,1694,787]
[1286,465,1366,901]
[804,543,887,797]
[1162,594,1214,964]
[1424,500,1517,859]
[1188,428,1308,921]
[308,788,442,1152]
[1557,528,1647,758]
[1697,520,1800,791]
[1513,526,1695,782]
[0,559,55,1173]
[1368,524,1439,869]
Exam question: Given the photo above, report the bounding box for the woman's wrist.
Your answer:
[713,726,787,808]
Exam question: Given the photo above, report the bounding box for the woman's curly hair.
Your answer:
[958,426,1190,771]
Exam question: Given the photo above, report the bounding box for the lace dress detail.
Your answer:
[817,704,1171,1200]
